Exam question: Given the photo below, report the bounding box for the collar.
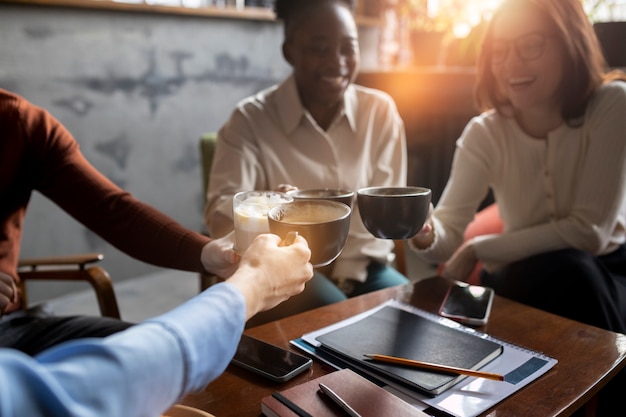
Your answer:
[275,74,357,135]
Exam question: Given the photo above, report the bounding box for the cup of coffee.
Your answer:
[233,190,293,254]
[268,200,351,267]
[287,188,355,209]
[357,186,432,239]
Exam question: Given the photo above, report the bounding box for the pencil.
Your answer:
[363,353,505,381]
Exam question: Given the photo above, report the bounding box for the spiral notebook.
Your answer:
[294,300,557,417]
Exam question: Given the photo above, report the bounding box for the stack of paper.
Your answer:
[292,300,557,417]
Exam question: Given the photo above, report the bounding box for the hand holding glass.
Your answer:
[232,191,293,254]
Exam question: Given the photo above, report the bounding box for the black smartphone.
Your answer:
[438,283,495,326]
[231,334,312,382]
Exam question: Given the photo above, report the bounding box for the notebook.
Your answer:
[261,368,428,417]
[315,303,504,396]
[296,300,558,417]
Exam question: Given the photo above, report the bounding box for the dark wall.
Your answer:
[356,68,479,205]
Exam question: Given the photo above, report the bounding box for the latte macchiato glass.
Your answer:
[233,190,293,254]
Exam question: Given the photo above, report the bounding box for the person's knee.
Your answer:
[485,249,596,303]
[350,263,409,297]
[307,272,348,304]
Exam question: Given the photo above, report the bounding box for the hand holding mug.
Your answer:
[276,184,298,193]
[200,232,240,279]
[410,202,435,249]
[226,233,313,319]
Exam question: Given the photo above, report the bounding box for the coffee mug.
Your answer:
[287,188,355,209]
[268,200,351,267]
[357,186,432,240]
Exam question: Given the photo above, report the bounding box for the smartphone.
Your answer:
[231,334,312,382]
[438,283,495,326]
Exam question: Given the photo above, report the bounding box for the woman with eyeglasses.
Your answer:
[411,0,626,331]
[412,3,625,410]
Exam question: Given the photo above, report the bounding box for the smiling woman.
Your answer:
[407,0,626,412]
[205,0,410,327]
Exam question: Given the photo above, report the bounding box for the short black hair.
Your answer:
[274,0,356,38]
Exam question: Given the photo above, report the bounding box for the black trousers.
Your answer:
[0,306,133,356]
[481,245,626,334]
[481,245,626,416]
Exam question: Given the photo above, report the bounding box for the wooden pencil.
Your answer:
[364,353,505,381]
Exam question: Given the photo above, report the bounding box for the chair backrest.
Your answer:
[198,133,219,291]
[199,132,218,197]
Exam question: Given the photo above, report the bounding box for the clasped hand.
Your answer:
[0,271,17,315]
[441,239,478,282]
[411,204,479,282]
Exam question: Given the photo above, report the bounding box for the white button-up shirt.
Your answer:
[416,82,626,272]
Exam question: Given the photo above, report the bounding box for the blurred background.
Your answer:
[1,0,624,305]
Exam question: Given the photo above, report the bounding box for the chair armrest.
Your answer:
[17,253,121,319]
[18,253,104,270]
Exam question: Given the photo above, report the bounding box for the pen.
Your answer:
[364,353,505,381]
[318,383,363,417]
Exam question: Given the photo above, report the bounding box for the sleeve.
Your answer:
[205,106,265,238]
[23,102,210,272]
[411,117,494,263]
[473,83,626,268]
[0,282,245,417]
[370,93,407,189]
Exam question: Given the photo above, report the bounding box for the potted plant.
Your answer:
[381,0,495,67]
[379,0,625,68]
[585,0,626,68]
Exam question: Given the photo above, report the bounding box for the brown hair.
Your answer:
[475,0,625,123]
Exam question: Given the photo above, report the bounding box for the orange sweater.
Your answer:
[0,89,209,313]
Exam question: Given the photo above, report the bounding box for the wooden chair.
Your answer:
[198,132,407,288]
[17,252,121,318]
[393,240,407,276]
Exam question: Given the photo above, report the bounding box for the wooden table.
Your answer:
[181,276,626,416]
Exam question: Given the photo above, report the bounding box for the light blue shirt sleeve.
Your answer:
[0,282,246,417]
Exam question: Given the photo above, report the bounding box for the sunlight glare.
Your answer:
[430,0,503,38]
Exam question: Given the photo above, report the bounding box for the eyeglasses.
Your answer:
[490,33,555,64]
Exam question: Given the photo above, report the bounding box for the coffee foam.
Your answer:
[279,204,346,224]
